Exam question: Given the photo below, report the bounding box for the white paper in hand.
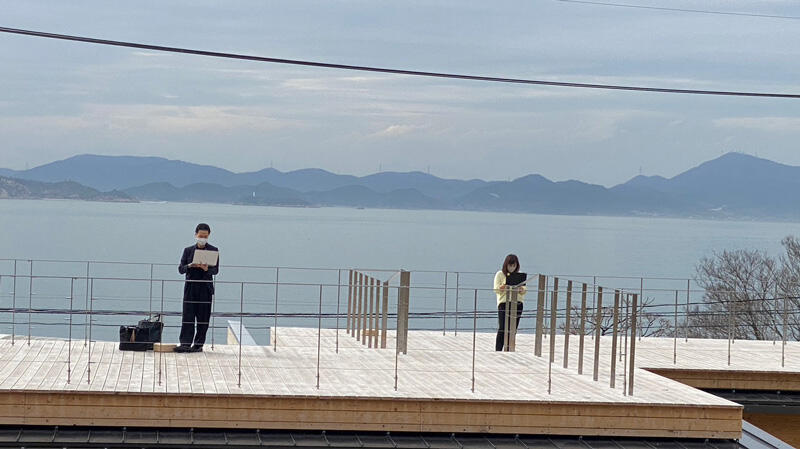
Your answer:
[191,249,219,266]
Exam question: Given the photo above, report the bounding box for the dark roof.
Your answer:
[704,389,800,415]
[0,427,744,449]
[740,421,794,449]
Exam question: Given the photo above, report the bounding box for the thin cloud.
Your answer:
[371,124,423,138]
[0,104,297,134]
[713,116,800,133]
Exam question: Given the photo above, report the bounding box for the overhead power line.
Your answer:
[555,0,800,20]
[1,25,799,99]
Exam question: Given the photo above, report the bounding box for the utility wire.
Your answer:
[555,0,800,20]
[0,25,799,99]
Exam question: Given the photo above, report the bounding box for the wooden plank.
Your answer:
[197,349,217,394]
[356,272,363,342]
[534,274,546,356]
[17,340,58,390]
[86,341,112,392]
[1,340,48,389]
[0,391,741,438]
[1,403,739,432]
[114,347,135,392]
[381,281,389,349]
[47,340,83,390]
[165,350,180,394]
[35,340,69,390]
[346,269,353,335]
[0,391,741,418]
[174,348,192,394]
[645,368,800,391]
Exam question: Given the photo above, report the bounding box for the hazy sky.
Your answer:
[0,0,798,186]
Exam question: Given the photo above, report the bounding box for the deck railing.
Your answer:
[0,257,798,397]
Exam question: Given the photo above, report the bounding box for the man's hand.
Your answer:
[200,264,209,272]
[189,263,199,268]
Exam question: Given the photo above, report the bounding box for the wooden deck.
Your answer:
[0,329,766,438]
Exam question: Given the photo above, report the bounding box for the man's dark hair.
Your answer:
[195,223,211,233]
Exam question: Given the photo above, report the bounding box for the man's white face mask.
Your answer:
[196,237,208,246]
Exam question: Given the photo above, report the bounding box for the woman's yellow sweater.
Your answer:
[493,270,527,305]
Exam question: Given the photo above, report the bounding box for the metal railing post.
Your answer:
[317,284,323,389]
[547,281,554,395]
[394,284,400,390]
[549,278,558,364]
[87,277,93,384]
[782,292,788,368]
[238,282,244,388]
[27,260,33,344]
[471,289,477,393]
[442,272,448,336]
[336,269,341,353]
[210,276,216,350]
[84,262,89,347]
[685,279,690,342]
[728,298,733,366]
[673,290,678,364]
[148,263,154,318]
[455,272,460,336]
[67,277,74,383]
[159,279,164,387]
[273,267,279,352]
[11,259,17,345]
[591,275,596,340]
[639,277,643,341]
[593,286,603,382]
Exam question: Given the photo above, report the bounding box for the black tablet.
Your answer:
[506,272,527,286]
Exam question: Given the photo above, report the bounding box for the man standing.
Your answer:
[175,223,219,353]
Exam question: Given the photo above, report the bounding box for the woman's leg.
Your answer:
[496,303,507,351]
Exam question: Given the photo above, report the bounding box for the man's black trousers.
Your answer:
[179,294,212,347]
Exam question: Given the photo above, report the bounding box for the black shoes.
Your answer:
[172,344,203,353]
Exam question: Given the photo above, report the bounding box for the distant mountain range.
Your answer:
[1,152,798,219]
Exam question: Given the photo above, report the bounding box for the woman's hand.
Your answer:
[519,286,527,294]
[499,284,508,290]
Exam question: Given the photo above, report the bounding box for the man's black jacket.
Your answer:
[178,244,220,298]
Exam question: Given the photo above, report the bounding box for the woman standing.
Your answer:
[494,254,527,351]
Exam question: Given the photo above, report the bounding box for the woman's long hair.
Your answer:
[502,254,520,276]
